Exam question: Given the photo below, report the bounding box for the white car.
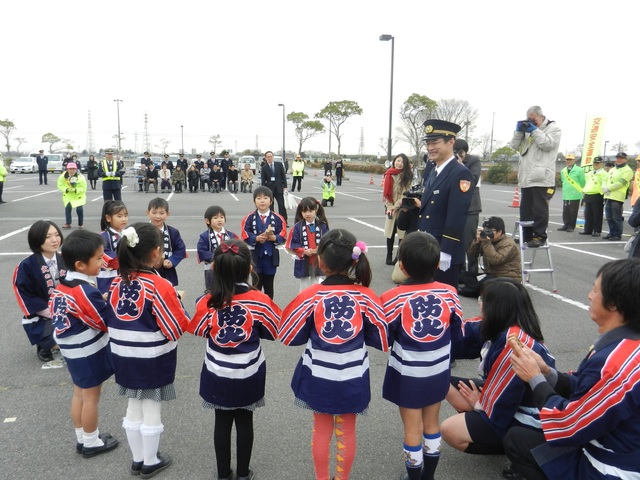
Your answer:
[10,157,38,173]
[238,155,257,173]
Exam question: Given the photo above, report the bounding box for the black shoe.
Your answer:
[140,453,172,479]
[557,226,568,231]
[459,287,479,298]
[608,236,621,241]
[237,469,254,480]
[579,231,592,235]
[82,435,119,458]
[131,461,143,475]
[385,257,394,265]
[37,347,54,362]
[502,464,522,479]
[604,234,612,239]
[0,200,6,204]
[592,232,601,237]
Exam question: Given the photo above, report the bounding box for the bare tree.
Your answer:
[14,136,26,154]
[611,141,628,154]
[435,99,479,139]
[209,134,222,152]
[0,119,16,153]
[156,139,170,154]
[397,93,437,160]
[315,100,363,157]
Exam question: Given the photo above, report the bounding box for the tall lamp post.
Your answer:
[277,103,285,163]
[603,140,609,160]
[379,34,395,165]
[180,125,184,154]
[113,99,123,154]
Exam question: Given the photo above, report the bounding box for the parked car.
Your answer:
[10,157,38,173]
[76,157,90,174]
[238,155,257,173]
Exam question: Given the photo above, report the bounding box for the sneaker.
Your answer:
[526,237,546,248]
[140,453,172,479]
[608,236,621,241]
[62,224,72,229]
[37,347,54,362]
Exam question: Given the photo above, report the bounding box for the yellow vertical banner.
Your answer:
[581,116,606,172]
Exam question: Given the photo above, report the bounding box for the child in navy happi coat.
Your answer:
[50,230,119,458]
[97,200,129,295]
[13,220,66,362]
[146,197,187,286]
[106,223,191,478]
[285,196,330,292]
[241,186,286,299]
[189,239,281,480]
[380,232,463,480]
[196,205,238,293]
[280,229,389,480]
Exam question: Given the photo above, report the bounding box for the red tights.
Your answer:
[312,412,357,480]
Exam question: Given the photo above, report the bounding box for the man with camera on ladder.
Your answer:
[510,106,562,248]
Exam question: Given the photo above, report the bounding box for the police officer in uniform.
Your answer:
[98,149,123,201]
[415,119,473,289]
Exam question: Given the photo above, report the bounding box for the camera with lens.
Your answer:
[517,120,532,132]
[401,185,422,209]
[479,229,494,240]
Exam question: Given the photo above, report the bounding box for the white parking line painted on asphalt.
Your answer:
[356,187,382,192]
[551,243,620,260]
[10,190,58,202]
[526,283,589,311]
[167,192,174,201]
[347,217,385,232]
[0,226,31,241]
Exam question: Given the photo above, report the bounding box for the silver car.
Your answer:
[10,157,38,173]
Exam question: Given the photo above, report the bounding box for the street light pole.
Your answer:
[180,125,184,154]
[490,112,495,157]
[277,103,285,163]
[113,99,123,154]
[603,140,609,160]
[379,34,394,165]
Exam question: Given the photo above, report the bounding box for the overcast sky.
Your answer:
[3,0,637,158]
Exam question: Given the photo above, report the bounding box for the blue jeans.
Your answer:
[65,203,84,226]
[605,199,623,237]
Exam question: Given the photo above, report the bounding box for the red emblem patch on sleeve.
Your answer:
[460,180,471,192]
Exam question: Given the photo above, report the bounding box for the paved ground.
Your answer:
[0,169,632,480]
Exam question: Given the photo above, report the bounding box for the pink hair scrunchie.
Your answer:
[352,241,368,260]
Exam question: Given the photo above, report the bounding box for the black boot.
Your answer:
[386,237,395,265]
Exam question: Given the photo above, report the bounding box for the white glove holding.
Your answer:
[602,187,611,195]
[439,252,452,272]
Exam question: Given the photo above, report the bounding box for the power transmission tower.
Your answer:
[134,132,139,154]
[86,110,95,154]
[143,113,151,153]
[358,127,365,155]
[255,134,259,151]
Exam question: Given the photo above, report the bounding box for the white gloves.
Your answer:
[603,187,611,195]
[439,252,452,272]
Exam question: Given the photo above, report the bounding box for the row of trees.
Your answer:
[0,119,77,154]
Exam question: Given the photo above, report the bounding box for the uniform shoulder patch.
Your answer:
[459,180,471,192]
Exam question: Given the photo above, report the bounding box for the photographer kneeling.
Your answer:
[459,216,521,297]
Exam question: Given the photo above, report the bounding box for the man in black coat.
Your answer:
[36,150,48,185]
[260,150,288,224]
[415,119,473,289]
[454,139,483,283]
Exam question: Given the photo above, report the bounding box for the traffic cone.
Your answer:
[369,173,374,185]
[509,187,520,208]
[380,175,385,187]
[314,169,317,176]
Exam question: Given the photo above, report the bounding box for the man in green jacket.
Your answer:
[580,156,608,237]
[603,152,634,241]
[558,154,585,232]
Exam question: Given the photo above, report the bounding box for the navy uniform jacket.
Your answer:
[417,158,473,266]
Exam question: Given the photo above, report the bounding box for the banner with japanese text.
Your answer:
[580,116,606,172]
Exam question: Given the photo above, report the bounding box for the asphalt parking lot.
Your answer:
[0,169,633,480]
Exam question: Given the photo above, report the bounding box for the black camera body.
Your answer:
[401,185,422,209]
[518,120,532,132]
[480,229,494,240]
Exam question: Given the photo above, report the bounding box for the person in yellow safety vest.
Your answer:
[0,158,7,203]
[98,149,123,201]
[557,154,585,232]
[291,154,305,192]
[630,155,640,207]
[580,156,608,237]
[321,173,335,207]
[603,152,634,241]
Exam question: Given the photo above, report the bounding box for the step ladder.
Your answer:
[513,221,558,292]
